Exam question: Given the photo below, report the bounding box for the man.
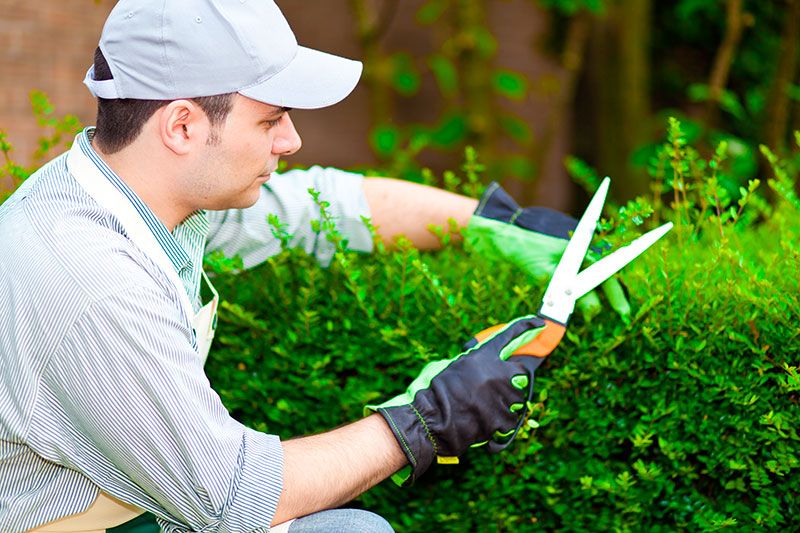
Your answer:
[0,1,626,531]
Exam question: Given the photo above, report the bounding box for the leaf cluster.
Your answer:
[206,120,800,531]
[0,91,82,203]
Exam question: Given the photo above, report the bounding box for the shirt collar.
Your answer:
[76,128,206,275]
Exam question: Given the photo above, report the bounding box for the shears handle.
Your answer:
[474,317,566,357]
[473,318,566,453]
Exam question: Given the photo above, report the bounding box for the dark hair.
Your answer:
[92,48,234,154]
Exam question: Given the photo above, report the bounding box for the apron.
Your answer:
[27,142,228,532]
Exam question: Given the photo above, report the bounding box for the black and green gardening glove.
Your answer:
[366,315,546,486]
[464,182,630,319]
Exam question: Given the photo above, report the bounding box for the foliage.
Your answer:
[348,0,797,205]
[1,91,796,530]
[354,0,537,182]
[201,119,799,531]
[0,91,82,202]
[6,1,795,204]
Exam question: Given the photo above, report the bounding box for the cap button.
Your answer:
[195,16,202,23]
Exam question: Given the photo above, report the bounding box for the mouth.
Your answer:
[257,170,274,182]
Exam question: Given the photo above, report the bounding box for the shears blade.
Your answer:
[543,178,609,293]
[539,177,610,323]
[570,221,673,301]
[539,177,672,325]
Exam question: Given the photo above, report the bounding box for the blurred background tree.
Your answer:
[348,0,799,205]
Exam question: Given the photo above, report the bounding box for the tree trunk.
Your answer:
[532,12,592,209]
[765,0,800,153]
[453,0,496,162]
[617,0,651,198]
[584,0,652,200]
[350,0,394,158]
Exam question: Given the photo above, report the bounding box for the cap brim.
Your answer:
[239,46,362,110]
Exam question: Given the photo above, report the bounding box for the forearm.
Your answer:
[272,414,406,525]
[362,177,478,250]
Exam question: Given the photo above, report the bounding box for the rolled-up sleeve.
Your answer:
[205,166,374,268]
[31,285,282,532]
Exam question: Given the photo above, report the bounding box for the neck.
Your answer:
[91,138,191,231]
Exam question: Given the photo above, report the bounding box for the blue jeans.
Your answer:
[288,509,394,533]
[108,509,393,532]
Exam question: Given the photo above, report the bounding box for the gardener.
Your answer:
[0,1,627,532]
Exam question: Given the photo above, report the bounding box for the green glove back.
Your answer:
[464,182,630,320]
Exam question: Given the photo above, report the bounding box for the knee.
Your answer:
[347,509,394,533]
[288,508,394,533]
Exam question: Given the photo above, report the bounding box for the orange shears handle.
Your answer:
[474,318,566,357]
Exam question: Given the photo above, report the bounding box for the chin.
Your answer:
[241,187,264,208]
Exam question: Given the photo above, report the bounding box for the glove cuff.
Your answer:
[375,405,436,486]
[475,182,576,240]
[474,181,520,221]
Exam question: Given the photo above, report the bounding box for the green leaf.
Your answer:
[786,83,800,102]
[429,114,467,148]
[427,54,459,98]
[496,155,536,179]
[688,84,745,119]
[492,69,528,101]
[391,53,420,96]
[719,90,746,120]
[687,83,710,102]
[498,114,533,145]
[30,90,54,117]
[472,26,497,58]
[369,124,402,156]
[416,0,447,24]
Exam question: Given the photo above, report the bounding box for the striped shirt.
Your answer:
[0,129,372,532]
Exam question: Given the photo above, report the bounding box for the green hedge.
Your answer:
[3,107,797,530]
[205,122,799,531]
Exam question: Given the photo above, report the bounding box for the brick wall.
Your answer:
[0,0,115,165]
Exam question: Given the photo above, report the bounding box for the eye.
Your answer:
[263,115,284,129]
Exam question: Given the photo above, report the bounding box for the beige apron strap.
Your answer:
[51,139,185,530]
[66,140,195,321]
[53,141,226,531]
[28,493,144,533]
[193,271,219,365]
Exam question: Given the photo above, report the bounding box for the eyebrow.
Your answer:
[266,107,292,118]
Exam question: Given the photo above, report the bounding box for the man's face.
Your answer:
[189,94,302,210]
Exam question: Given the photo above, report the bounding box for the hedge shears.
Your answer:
[476,177,673,451]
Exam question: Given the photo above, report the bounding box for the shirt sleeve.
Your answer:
[205,166,374,268]
[33,284,282,532]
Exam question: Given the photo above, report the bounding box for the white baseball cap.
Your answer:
[83,0,363,109]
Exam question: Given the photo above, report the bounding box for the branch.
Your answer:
[704,0,746,126]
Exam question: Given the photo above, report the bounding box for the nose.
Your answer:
[272,113,302,156]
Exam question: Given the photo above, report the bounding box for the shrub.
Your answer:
[205,119,799,531]
[3,97,797,530]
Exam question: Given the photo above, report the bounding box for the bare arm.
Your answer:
[362,177,479,250]
[271,414,406,525]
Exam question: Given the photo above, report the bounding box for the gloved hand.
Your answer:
[464,182,630,319]
[366,316,546,486]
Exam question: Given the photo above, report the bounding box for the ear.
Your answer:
[157,100,209,155]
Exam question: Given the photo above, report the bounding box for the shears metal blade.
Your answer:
[540,177,673,326]
[474,177,673,359]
